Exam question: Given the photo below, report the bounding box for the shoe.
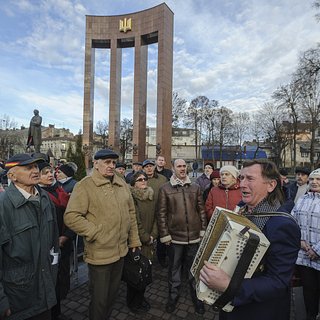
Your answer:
[166,298,177,313]
[194,300,205,314]
[128,306,140,314]
[141,298,151,311]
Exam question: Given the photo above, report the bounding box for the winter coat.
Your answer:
[157,176,207,245]
[131,186,157,260]
[147,172,167,203]
[64,168,141,265]
[205,182,242,220]
[196,173,211,193]
[58,177,77,194]
[220,200,300,320]
[0,183,59,319]
[292,192,320,271]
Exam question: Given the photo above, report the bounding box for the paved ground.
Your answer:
[61,258,307,320]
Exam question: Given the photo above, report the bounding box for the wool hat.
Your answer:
[220,165,239,179]
[295,167,311,175]
[279,168,288,176]
[309,168,320,178]
[210,169,220,180]
[59,163,76,177]
[142,159,155,168]
[94,149,119,160]
[204,162,214,170]
[38,162,51,172]
[5,153,44,170]
[116,162,127,169]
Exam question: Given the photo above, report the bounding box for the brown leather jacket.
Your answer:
[157,177,207,245]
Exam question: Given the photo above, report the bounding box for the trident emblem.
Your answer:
[119,18,132,33]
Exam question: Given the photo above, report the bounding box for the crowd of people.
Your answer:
[0,150,319,320]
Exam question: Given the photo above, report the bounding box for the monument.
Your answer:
[27,109,42,153]
[82,3,173,168]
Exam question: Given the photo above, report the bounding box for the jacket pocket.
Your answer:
[3,263,35,312]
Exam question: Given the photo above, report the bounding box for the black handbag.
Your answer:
[122,250,152,290]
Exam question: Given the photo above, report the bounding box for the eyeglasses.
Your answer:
[135,178,147,182]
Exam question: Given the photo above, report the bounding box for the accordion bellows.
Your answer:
[191,207,270,312]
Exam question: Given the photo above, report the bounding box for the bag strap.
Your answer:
[212,228,260,311]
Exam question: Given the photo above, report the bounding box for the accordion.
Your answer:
[191,207,270,312]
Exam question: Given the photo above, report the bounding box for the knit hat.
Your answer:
[210,169,220,179]
[59,163,76,177]
[204,162,214,170]
[220,165,239,179]
[309,168,320,178]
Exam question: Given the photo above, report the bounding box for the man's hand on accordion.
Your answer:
[199,261,230,293]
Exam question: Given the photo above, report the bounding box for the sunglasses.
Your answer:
[136,178,147,182]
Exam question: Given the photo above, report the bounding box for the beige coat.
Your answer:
[64,168,141,265]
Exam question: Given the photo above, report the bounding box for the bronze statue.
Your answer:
[27,109,42,153]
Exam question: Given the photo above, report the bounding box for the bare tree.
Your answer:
[259,102,289,167]
[250,113,266,159]
[184,96,209,160]
[95,120,109,148]
[172,91,187,128]
[272,80,301,169]
[212,107,233,167]
[0,114,22,159]
[120,118,133,162]
[295,46,320,169]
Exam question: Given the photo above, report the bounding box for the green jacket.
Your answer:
[0,183,59,319]
[131,186,158,260]
[64,169,141,265]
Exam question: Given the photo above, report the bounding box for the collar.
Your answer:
[15,184,39,200]
[58,176,72,184]
[170,175,191,187]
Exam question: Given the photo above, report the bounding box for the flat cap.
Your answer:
[5,153,44,170]
[142,159,155,168]
[94,149,119,160]
[133,162,143,166]
[295,167,311,175]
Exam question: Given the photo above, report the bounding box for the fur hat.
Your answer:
[220,165,239,179]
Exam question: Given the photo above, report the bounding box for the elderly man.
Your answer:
[157,158,207,314]
[125,161,143,184]
[200,159,300,320]
[0,153,59,320]
[64,149,141,320]
[286,167,311,203]
[205,165,241,220]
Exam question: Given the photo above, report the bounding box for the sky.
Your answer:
[0,0,319,134]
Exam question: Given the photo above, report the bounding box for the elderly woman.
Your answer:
[126,170,158,313]
[292,168,320,320]
[38,162,75,320]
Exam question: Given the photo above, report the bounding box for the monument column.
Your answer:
[132,35,148,162]
[156,12,173,164]
[108,38,122,152]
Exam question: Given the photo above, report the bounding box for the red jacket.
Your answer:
[205,182,241,220]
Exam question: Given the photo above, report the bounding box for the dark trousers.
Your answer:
[167,243,199,302]
[297,265,320,319]
[26,310,52,320]
[88,258,124,320]
[126,284,145,309]
[156,236,167,262]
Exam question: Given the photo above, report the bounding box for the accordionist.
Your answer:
[198,160,301,320]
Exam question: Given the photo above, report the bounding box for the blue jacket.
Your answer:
[0,183,59,319]
[220,210,300,320]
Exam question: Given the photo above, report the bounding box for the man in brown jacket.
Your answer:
[157,158,207,314]
[64,149,141,320]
